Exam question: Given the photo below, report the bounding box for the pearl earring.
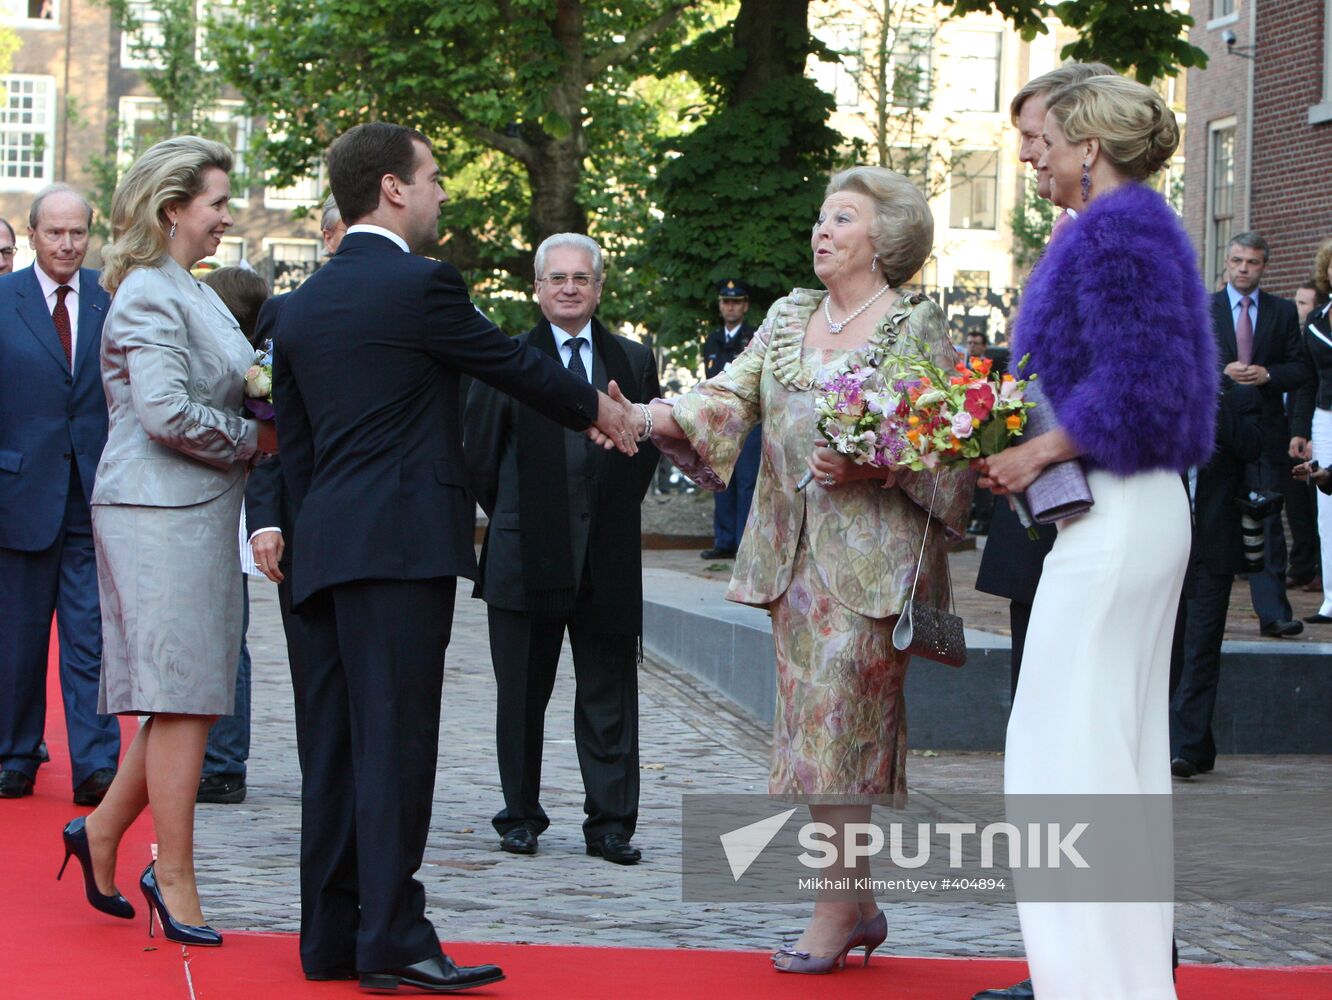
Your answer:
[168,221,177,239]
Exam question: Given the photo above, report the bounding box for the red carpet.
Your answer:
[5,629,1330,998]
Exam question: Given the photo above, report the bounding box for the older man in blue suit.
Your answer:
[0,185,120,803]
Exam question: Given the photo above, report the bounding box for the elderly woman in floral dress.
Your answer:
[638,166,970,974]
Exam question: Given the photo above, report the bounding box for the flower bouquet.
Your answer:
[805,346,1037,481]
[244,345,274,421]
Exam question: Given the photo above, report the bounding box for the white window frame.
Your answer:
[1,0,61,30]
[264,155,326,210]
[262,237,320,262]
[1312,0,1332,125]
[0,75,57,193]
[213,235,245,266]
[811,19,863,110]
[1204,118,1238,288]
[948,29,1002,114]
[888,25,933,110]
[119,1,165,69]
[118,0,235,71]
[948,148,1000,232]
[117,96,251,203]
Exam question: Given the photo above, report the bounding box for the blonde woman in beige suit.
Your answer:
[640,167,970,975]
[57,136,274,946]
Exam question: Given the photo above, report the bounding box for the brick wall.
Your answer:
[1183,0,1251,289]
[1249,0,1332,296]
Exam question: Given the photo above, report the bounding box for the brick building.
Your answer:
[1184,0,1332,294]
[0,1,323,283]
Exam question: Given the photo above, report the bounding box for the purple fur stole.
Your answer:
[1010,182,1217,475]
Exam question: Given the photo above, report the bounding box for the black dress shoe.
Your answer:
[1259,619,1304,638]
[972,978,1034,999]
[1304,613,1332,624]
[306,965,358,981]
[197,773,247,804]
[73,768,117,806]
[699,547,736,560]
[1171,757,1199,779]
[0,769,34,798]
[499,826,538,855]
[586,832,641,865]
[359,953,504,993]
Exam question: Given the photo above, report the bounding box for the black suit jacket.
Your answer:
[244,294,292,567]
[1210,288,1306,423]
[272,232,600,606]
[703,321,755,379]
[1289,304,1332,440]
[464,319,660,631]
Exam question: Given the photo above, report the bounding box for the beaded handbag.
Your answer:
[892,474,967,668]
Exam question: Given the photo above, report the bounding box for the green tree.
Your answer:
[935,0,1206,82]
[641,0,845,361]
[212,0,704,332]
[1008,171,1055,272]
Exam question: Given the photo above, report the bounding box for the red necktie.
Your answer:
[1236,295,1253,366]
[53,284,72,370]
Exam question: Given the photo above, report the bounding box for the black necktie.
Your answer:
[566,336,588,382]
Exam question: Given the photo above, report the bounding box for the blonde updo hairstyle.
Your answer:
[824,166,934,286]
[1044,75,1179,181]
[100,135,234,294]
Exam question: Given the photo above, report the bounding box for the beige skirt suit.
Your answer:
[93,257,259,715]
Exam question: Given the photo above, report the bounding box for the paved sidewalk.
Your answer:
[195,576,1332,967]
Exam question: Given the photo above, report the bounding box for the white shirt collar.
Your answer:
[345,224,410,254]
[33,262,79,299]
[724,323,742,338]
[550,321,593,348]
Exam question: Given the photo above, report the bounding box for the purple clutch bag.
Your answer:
[1018,381,1093,524]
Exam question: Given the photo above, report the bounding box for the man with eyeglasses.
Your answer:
[0,218,17,274]
[0,185,120,805]
[464,233,660,866]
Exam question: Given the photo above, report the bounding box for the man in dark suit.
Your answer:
[1170,382,1264,777]
[464,234,660,865]
[0,185,120,804]
[1211,233,1309,638]
[272,123,638,993]
[1283,281,1327,595]
[700,280,759,559]
[247,196,346,773]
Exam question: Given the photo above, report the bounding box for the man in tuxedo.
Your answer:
[0,185,120,804]
[464,234,660,865]
[1283,281,1327,594]
[1212,233,1308,638]
[971,61,1113,1000]
[1170,381,1265,778]
[272,122,638,993]
[699,280,759,560]
[247,196,345,773]
[0,217,17,275]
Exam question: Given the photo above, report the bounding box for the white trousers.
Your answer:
[1005,469,1187,1000]
[1311,408,1332,616]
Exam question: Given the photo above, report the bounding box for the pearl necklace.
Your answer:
[823,283,893,334]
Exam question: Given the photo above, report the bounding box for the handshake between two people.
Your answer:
[586,380,654,455]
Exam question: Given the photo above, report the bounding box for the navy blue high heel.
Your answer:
[139,861,223,946]
[58,817,134,919]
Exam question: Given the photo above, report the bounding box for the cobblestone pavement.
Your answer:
[196,576,1332,967]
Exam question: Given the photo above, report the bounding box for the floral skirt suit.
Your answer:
[664,289,969,802]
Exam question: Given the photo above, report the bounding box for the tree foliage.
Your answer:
[642,1,846,361]
[936,0,1206,82]
[213,0,703,332]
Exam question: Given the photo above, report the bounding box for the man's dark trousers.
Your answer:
[712,428,760,553]
[297,576,454,973]
[0,462,119,784]
[489,603,639,841]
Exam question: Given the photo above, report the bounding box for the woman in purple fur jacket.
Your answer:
[979,76,1216,1000]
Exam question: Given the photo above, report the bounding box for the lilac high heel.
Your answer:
[772,910,887,974]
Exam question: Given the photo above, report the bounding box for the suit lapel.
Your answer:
[1212,291,1237,364]
[72,271,104,379]
[1253,289,1277,360]
[13,267,69,372]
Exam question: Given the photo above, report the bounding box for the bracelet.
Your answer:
[635,402,654,442]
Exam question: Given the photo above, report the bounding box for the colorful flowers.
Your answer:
[811,340,1036,475]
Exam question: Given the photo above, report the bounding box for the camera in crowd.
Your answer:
[1236,488,1285,575]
